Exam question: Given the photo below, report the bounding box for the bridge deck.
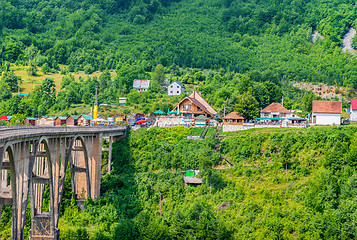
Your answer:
[0,126,127,143]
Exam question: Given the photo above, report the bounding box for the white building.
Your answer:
[168,81,185,95]
[350,99,357,121]
[312,101,341,125]
[133,79,150,92]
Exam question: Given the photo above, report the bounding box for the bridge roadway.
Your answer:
[0,126,127,240]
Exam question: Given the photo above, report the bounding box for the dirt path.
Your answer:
[342,28,356,53]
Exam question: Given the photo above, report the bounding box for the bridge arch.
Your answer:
[0,126,127,239]
[0,143,16,237]
[30,137,57,239]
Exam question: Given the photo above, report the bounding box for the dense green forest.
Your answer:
[3,126,357,239]
[0,0,357,118]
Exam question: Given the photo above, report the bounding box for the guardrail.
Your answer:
[0,126,127,142]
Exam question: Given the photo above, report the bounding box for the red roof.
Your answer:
[351,99,357,110]
[0,115,7,121]
[261,103,290,113]
[312,101,341,114]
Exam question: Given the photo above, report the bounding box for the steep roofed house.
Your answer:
[133,79,150,92]
[173,91,217,118]
[168,81,185,95]
[350,99,357,121]
[312,101,341,125]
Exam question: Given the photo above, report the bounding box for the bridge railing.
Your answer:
[0,126,127,141]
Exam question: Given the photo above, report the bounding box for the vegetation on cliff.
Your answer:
[2,126,357,239]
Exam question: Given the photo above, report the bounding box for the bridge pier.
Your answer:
[0,126,127,240]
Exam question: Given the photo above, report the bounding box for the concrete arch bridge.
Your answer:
[0,126,127,239]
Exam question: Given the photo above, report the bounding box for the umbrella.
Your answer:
[154,110,166,114]
[168,110,182,115]
[136,120,148,124]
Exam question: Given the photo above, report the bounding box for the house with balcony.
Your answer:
[173,91,217,118]
[259,102,294,120]
[257,102,307,126]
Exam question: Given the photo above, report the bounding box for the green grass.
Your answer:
[2,65,117,94]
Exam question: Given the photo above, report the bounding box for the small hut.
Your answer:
[183,170,202,185]
[36,116,55,126]
[222,112,244,125]
[66,115,79,126]
[55,116,68,126]
[77,114,92,126]
[24,117,36,126]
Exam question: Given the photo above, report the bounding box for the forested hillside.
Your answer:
[2,126,357,239]
[2,0,357,86]
[0,0,357,117]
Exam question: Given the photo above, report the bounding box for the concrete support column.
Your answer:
[49,138,61,226]
[72,140,88,198]
[108,136,113,173]
[13,141,31,240]
[91,134,102,199]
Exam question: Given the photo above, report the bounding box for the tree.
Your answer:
[252,82,269,108]
[0,80,12,101]
[151,64,166,86]
[234,92,260,120]
[236,75,253,94]
[40,78,56,107]
[99,70,111,90]
[2,71,21,92]
[41,63,50,74]
[301,91,315,113]
[115,65,148,93]
[27,60,37,76]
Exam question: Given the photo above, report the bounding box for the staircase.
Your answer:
[200,126,209,139]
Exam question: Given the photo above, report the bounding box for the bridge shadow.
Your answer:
[100,130,142,238]
[101,131,139,217]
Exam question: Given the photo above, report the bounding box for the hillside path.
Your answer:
[342,28,356,53]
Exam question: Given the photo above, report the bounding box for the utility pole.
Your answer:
[93,86,98,121]
[282,96,284,107]
[224,105,226,117]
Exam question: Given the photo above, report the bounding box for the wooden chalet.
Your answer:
[222,112,244,125]
[55,116,67,126]
[173,91,217,118]
[77,114,92,126]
